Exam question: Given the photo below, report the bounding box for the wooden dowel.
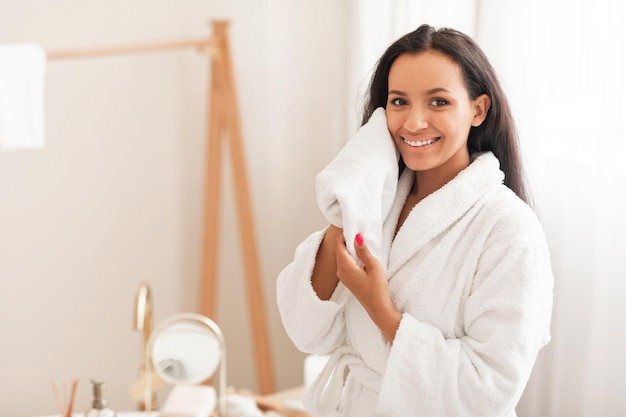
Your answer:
[214,21,276,395]
[199,39,226,320]
[47,37,215,60]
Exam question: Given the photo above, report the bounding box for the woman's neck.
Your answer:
[412,159,470,202]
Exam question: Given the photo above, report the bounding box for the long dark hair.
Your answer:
[362,24,532,206]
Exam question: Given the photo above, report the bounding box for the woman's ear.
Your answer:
[471,94,491,127]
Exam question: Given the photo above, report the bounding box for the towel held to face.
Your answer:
[315,107,399,265]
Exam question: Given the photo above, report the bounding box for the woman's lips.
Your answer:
[403,136,441,147]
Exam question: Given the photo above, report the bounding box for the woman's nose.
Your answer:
[403,106,428,131]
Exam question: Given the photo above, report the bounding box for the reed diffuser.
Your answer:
[50,379,78,417]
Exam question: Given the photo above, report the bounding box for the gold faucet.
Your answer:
[132,282,153,409]
[133,282,152,365]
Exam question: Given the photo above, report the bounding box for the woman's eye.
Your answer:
[389,97,407,106]
[430,98,448,107]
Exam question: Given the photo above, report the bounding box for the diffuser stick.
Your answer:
[50,380,65,414]
[67,380,78,416]
[50,379,79,417]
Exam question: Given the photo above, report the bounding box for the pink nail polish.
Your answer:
[355,233,364,246]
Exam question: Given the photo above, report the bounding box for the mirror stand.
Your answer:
[144,312,226,416]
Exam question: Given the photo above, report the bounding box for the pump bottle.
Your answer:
[85,379,116,417]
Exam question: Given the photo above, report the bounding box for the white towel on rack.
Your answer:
[0,43,46,151]
[315,107,399,265]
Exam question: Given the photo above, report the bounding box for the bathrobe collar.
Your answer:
[386,151,505,276]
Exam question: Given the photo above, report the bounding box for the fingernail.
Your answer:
[355,233,364,246]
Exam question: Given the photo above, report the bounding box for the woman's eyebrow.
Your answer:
[388,87,453,96]
[424,87,452,95]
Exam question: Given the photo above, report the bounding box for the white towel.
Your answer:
[160,384,217,417]
[224,393,264,417]
[315,107,398,264]
[0,43,46,151]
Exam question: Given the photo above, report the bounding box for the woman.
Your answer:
[276,24,553,417]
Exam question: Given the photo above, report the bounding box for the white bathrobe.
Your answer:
[276,152,553,417]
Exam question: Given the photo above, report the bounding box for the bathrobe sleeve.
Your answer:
[376,213,554,417]
[276,227,350,354]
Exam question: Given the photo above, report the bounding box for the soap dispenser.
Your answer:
[85,379,116,417]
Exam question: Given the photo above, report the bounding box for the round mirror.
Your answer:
[152,320,220,384]
[145,313,226,415]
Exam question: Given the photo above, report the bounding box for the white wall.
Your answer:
[0,1,349,416]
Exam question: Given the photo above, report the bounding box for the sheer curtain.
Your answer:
[477,1,626,416]
[347,1,626,415]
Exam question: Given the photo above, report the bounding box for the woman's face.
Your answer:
[386,50,489,181]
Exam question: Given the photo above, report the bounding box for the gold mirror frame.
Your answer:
[144,312,226,416]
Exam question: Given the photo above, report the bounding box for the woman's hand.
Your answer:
[335,232,402,343]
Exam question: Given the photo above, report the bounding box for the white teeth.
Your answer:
[404,137,438,147]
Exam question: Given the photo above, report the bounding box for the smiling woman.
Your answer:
[322,1,626,414]
[277,24,553,417]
